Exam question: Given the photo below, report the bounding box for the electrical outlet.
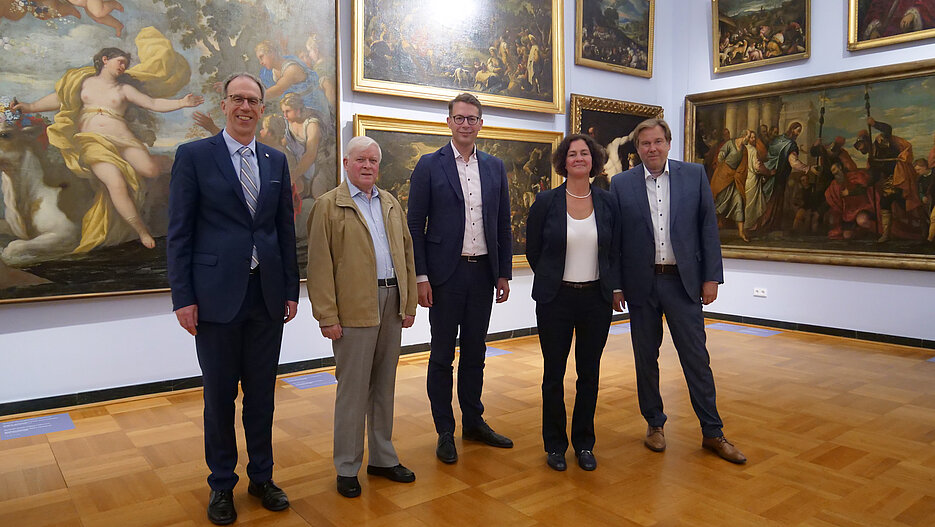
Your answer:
[753,288,767,298]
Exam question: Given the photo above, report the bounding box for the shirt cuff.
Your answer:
[613,289,622,294]
[417,275,429,283]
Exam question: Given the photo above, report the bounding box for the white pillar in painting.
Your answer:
[725,103,738,137]
[746,100,760,136]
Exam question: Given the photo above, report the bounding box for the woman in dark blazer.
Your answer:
[526,134,624,472]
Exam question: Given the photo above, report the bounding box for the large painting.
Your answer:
[713,0,809,74]
[569,93,663,185]
[0,0,339,303]
[848,0,935,51]
[575,0,654,78]
[353,0,565,114]
[685,59,935,271]
[353,114,562,264]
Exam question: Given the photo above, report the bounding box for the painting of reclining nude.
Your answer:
[713,0,809,74]
[0,0,338,302]
[848,0,935,51]
[353,114,561,261]
[685,59,935,271]
[354,0,564,114]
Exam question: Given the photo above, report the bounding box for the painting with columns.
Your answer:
[686,60,935,271]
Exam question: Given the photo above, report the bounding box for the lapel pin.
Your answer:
[265,153,269,158]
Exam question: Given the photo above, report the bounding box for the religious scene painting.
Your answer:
[713,0,809,74]
[569,93,662,187]
[353,114,561,261]
[686,60,935,271]
[353,0,564,113]
[848,0,935,51]
[0,0,338,303]
[575,0,654,78]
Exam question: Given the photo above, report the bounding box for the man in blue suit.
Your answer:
[167,73,299,525]
[610,118,746,464]
[407,93,514,463]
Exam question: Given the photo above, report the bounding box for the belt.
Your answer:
[461,254,488,263]
[561,280,599,289]
[377,277,398,287]
[654,264,679,275]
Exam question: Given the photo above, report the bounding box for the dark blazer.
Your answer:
[407,143,512,286]
[610,159,723,306]
[526,183,621,304]
[167,132,300,323]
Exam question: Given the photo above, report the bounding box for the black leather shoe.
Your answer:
[207,489,236,525]
[367,464,416,483]
[462,422,514,448]
[247,479,289,511]
[576,450,597,471]
[336,475,361,498]
[436,432,458,463]
[546,452,566,471]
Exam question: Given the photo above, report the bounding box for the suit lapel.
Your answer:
[668,161,681,227]
[555,182,567,258]
[254,142,274,219]
[211,133,250,215]
[478,151,492,226]
[630,167,654,235]
[593,188,610,250]
[440,144,464,201]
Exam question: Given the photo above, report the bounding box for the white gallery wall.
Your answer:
[0,0,932,406]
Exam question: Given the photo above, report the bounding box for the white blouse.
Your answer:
[562,212,600,282]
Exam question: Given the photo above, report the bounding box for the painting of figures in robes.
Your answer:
[575,0,654,78]
[353,0,564,113]
[713,0,809,73]
[0,0,338,302]
[353,114,561,260]
[848,0,935,50]
[686,59,935,271]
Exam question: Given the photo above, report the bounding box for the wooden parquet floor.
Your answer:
[2,320,935,526]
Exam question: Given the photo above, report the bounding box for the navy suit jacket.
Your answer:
[525,183,621,304]
[610,160,723,306]
[407,143,512,287]
[167,132,299,323]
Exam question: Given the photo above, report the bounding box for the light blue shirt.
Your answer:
[222,129,260,193]
[347,180,395,280]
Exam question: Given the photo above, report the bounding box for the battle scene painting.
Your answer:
[686,60,935,270]
[0,0,338,302]
[354,0,564,113]
[354,115,561,260]
[848,0,935,50]
[576,0,653,78]
[713,0,809,73]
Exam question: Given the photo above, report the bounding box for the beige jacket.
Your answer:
[306,181,417,327]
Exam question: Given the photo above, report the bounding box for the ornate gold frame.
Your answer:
[352,0,565,114]
[684,58,935,271]
[847,0,935,51]
[569,93,663,135]
[353,114,563,267]
[712,0,810,74]
[574,0,654,78]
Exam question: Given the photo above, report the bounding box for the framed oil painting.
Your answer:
[353,0,565,114]
[848,0,935,51]
[685,59,935,271]
[569,93,663,186]
[0,0,339,303]
[575,0,654,78]
[713,0,810,74]
[353,114,562,265]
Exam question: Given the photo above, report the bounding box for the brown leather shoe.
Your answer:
[702,436,747,464]
[644,426,666,452]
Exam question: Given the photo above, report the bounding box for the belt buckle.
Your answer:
[465,255,478,263]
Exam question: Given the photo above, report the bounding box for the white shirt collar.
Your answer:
[642,159,671,180]
[450,140,477,161]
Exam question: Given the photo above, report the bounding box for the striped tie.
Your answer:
[238,146,260,269]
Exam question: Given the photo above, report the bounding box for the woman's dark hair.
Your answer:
[551,133,606,179]
[93,48,132,74]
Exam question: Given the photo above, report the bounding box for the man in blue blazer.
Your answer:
[610,118,746,464]
[167,73,299,525]
[407,93,514,463]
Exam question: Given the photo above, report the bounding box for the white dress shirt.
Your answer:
[453,141,488,256]
[644,161,677,265]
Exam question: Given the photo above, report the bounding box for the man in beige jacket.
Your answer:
[307,136,418,498]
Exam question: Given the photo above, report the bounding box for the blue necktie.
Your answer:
[238,146,259,269]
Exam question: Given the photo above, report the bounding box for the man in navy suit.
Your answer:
[407,93,514,463]
[167,72,299,525]
[610,118,746,464]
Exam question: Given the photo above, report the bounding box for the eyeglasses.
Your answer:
[451,115,480,125]
[227,94,263,107]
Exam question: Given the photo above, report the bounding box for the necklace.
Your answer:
[565,187,591,199]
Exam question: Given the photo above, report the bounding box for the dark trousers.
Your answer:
[427,257,494,434]
[628,274,723,438]
[537,285,611,454]
[195,272,284,490]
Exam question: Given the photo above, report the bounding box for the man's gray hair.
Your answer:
[223,72,265,99]
[345,135,382,163]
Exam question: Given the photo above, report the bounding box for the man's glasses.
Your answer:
[228,94,263,107]
[451,114,480,125]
